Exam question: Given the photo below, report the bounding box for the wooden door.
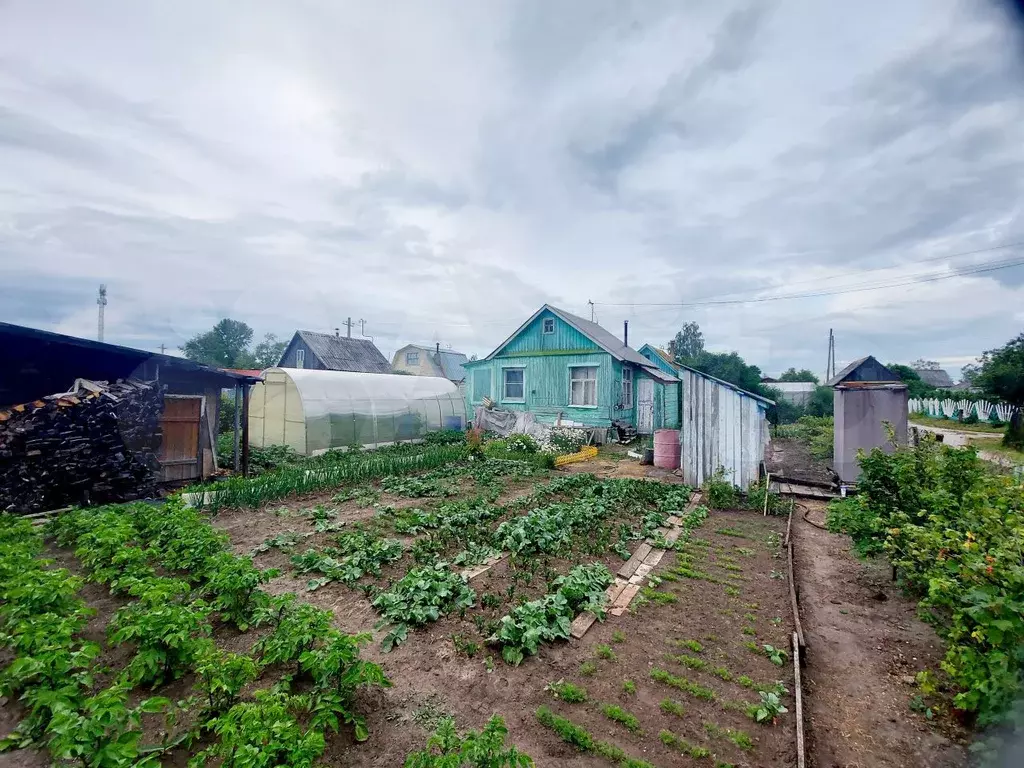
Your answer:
[637,378,654,434]
[158,396,202,482]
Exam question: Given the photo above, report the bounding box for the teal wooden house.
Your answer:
[463,305,679,433]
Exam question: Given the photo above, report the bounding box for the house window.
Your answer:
[570,366,597,407]
[621,367,633,408]
[406,351,420,366]
[503,368,525,400]
[295,349,305,369]
[542,318,555,334]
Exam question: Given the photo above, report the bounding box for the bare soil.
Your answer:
[793,501,969,768]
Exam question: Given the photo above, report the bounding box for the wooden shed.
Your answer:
[0,322,259,483]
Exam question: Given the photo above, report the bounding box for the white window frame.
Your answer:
[542,317,555,334]
[568,365,598,408]
[502,367,526,402]
[406,351,420,366]
[295,348,305,369]
[621,367,633,408]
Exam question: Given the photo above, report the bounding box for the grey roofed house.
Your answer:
[391,343,469,383]
[278,330,391,373]
[912,367,954,388]
[826,355,902,387]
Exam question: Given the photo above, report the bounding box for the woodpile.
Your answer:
[0,379,164,513]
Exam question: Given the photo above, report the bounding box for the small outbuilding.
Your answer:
[278,330,391,373]
[827,355,908,484]
[0,322,259,486]
[391,343,469,384]
[248,368,465,456]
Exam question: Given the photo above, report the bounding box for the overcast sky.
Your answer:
[3,1,1024,378]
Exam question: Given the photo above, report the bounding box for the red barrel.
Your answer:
[653,429,681,469]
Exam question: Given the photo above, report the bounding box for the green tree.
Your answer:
[686,351,766,395]
[181,319,280,369]
[762,386,803,425]
[805,385,834,417]
[779,368,819,383]
[667,322,705,362]
[252,334,287,368]
[886,363,935,399]
[976,332,1024,448]
[960,362,981,387]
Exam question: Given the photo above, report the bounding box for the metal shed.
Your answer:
[827,355,908,484]
[677,365,773,489]
[248,368,465,456]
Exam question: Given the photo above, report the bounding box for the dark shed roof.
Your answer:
[827,355,902,387]
[0,322,258,408]
[293,330,391,373]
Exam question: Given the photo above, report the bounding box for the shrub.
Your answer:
[506,433,539,453]
[704,467,737,509]
[546,428,587,454]
[423,429,467,446]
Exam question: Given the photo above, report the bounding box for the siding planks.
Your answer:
[679,368,769,489]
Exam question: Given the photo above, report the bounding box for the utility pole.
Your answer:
[359,319,373,342]
[96,285,107,342]
[588,300,594,322]
[344,317,352,337]
[159,344,166,354]
[825,329,835,382]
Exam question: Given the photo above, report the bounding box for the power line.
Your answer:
[592,256,1024,309]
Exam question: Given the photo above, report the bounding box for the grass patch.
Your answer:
[601,703,641,733]
[580,660,598,676]
[668,653,708,671]
[724,586,741,597]
[595,644,617,661]
[659,729,711,759]
[611,630,626,643]
[536,707,654,767]
[712,666,733,682]
[660,699,686,718]
[704,722,754,751]
[650,669,715,701]
[639,586,677,604]
[545,679,588,703]
[673,639,703,653]
[622,680,637,695]
[741,626,756,636]
[714,527,748,538]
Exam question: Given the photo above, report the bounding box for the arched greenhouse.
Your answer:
[248,368,466,456]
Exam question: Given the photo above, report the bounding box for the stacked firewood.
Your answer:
[0,379,164,513]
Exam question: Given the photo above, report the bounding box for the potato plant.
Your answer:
[372,564,476,651]
[404,715,534,767]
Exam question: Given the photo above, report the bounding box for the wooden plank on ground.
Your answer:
[641,548,666,569]
[617,542,653,578]
[629,563,654,584]
[570,611,598,639]
[610,583,641,616]
[461,552,509,581]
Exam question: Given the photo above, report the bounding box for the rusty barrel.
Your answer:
[653,428,681,469]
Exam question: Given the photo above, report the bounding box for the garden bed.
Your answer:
[1,448,797,768]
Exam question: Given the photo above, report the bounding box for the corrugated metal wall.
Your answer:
[679,369,768,489]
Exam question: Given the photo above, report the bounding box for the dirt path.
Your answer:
[913,424,1020,468]
[792,501,968,768]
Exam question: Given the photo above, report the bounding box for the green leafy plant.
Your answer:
[404,715,534,767]
[753,690,788,724]
[658,729,711,759]
[762,644,788,666]
[191,689,326,768]
[201,552,275,630]
[611,630,626,644]
[108,578,212,687]
[594,644,616,661]
[649,669,715,701]
[704,721,754,751]
[622,680,637,696]
[660,699,685,718]
[193,644,260,715]
[373,564,476,651]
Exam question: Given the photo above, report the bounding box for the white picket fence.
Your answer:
[909,397,1018,423]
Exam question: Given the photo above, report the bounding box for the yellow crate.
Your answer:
[553,445,599,467]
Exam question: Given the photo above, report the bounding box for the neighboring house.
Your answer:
[912,367,954,389]
[391,343,469,383]
[463,305,679,434]
[828,355,908,484]
[278,330,391,374]
[765,381,816,407]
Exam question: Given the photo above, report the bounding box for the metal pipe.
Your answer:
[623,320,629,347]
[233,383,241,471]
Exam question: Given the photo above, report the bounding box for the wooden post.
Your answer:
[241,385,250,477]
[793,631,806,768]
[233,383,241,472]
